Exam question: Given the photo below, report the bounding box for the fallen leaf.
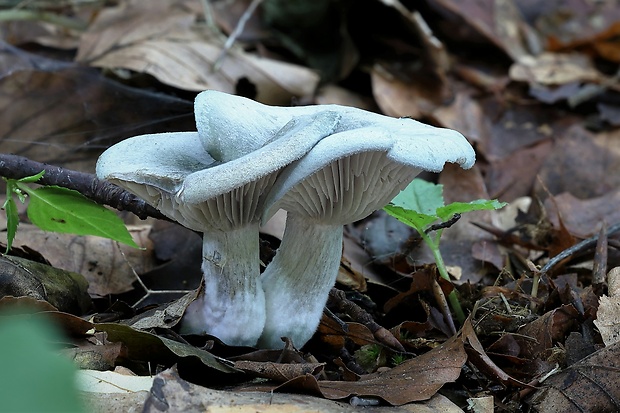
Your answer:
[139,366,454,413]
[515,304,580,360]
[0,41,194,171]
[278,327,467,405]
[509,53,611,86]
[485,140,553,201]
[76,369,153,394]
[371,66,448,119]
[535,125,620,200]
[526,339,620,412]
[96,322,240,375]
[462,319,526,386]
[2,223,156,296]
[594,267,620,346]
[427,0,538,60]
[545,190,620,238]
[76,2,319,104]
[234,360,324,382]
[0,255,92,314]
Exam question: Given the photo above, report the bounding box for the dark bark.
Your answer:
[0,153,168,221]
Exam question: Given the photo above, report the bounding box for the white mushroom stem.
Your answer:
[258,215,342,349]
[179,222,265,347]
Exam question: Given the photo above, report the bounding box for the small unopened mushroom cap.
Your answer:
[261,119,475,224]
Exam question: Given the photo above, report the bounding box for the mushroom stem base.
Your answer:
[258,215,342,349]
[179,223,265,347]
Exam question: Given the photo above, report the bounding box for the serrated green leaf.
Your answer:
[384,204,438,234]
[390,179,444,215]
[436,199,507,221]
[25,186,140,248]
[2,197,19,253]
[17,170,45,183]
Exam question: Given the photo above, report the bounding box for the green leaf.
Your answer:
[17,170,45,183]
[2,197,19,253]
[24,186,140,248]
[436,199,507,221]
[390,179,444,215]
[384,204,438,234]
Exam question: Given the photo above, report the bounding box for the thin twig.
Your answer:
[0,153,169,221]
[213,0,264,70]
[592,221,608,286]
[539,221,620,277]
[328,288,406,352]
[431,277,457,335]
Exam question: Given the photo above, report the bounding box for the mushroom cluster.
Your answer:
[96,90,475,348]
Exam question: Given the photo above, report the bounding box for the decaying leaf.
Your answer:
[234,360,324,382]
[96,322,240,375]
[138,366,461,413]
[536,125,620,201]
[527,340,620,412]
[0,255,92,314]
[515,305,580,360]
[2,222,156,296]
[75,1,319,104]
[509,53,613,86]
[0,42,194,171]
[426,0,538,60]
[594,267,620,346]
[278,327,467,405]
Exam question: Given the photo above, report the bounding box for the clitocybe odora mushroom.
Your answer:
[258,120,475,349]
[96,91,342,346]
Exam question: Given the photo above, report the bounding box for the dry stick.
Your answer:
[0,153,169,221]
[328,288,406,353]
[592,221,608,286]
[212,0,264,70]
[539,221,620,277]
[431,277,457,335]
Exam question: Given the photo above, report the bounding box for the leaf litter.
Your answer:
[2,0,620,411]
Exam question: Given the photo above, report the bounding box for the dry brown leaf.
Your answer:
[509,53,610,86]
[432,90,487,144]
[234,360,324,383]
[138,366,457,413]
[370,66,447,119]
[2,223,155,296]
[315,85,377,110]
[532,0,620,62]
[85,30,319,104]
[545,190,620,239]
[486,140,553,201]
[125,290,198,330]
[594,267,620,346]
[317,319,377,349]
[535,125,620,201]
[515,304,580,360]
[76,1,196,63]
[527,339,620,412]
[76,2,319,104]
[0,42,194,171]
[277,328,467,405]
[427,0,538,60]
[462,320,526,386]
